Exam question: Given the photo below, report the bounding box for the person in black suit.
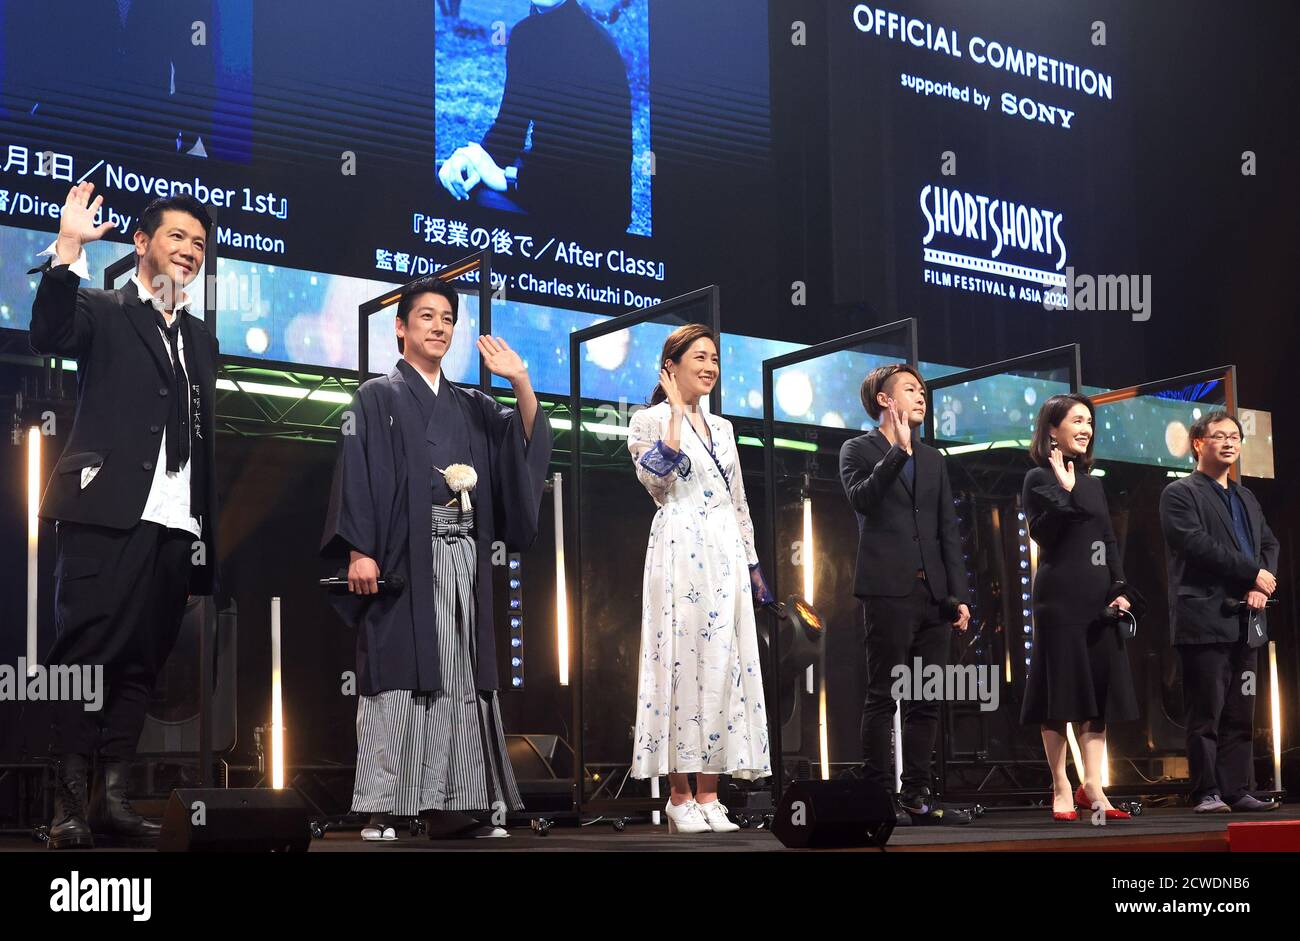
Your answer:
[1160,410,1280,813]
[29,183,219,848]
[839,364,971,825]
[1020,394,1139,822]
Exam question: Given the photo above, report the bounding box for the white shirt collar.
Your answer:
[416,367,442,396]
[131,274,195,321]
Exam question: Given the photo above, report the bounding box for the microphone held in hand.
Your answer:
[1222,596,1278,617]
[319,572,406,595]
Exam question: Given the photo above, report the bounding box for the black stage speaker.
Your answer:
[158,788,311,852]
[506,734,575,812]
[772,779,896,848]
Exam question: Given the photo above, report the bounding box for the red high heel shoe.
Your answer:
[1051,789,1077,821]
[1075,785,1131,819]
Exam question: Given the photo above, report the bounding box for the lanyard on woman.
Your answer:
[688,414,731,488]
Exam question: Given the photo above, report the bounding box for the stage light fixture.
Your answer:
[893,702,903,792]
[736,435,819,453]
[270,597,285,789]
[773,595,825,701]
[1269,641,1283,791]
[1015,507,1037,685]
[818,682,830,782]
[801,490,830,780]
[26,427,39,675]
[552,472,570,687]
[802,494,815,606]
[508,552,525,689]
[216,377,352,405]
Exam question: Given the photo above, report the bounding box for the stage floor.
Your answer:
[2,806,1296,852]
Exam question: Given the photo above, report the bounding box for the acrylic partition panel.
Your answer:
[1083,367,1276,778]
[914,347,1080,798]
[358,250,493,384]
[569,288,719,811]
[760,319,918,791]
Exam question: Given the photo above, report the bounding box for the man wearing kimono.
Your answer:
[321,277,552,839]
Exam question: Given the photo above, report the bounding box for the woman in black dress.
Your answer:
[1021,393,1139,821]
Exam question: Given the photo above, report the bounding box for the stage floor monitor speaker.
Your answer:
[159,788,311,852]
[506,734,575,812]
[772,779,895,849]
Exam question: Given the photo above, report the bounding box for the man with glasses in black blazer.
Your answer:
[1160,409,1280,813]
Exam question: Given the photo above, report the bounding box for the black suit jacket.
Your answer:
[29,263,220,595]
[839,429,968,601]
[1159,471,1279,647]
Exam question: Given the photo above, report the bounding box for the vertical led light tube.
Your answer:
[270,597,285,790]
[1269,641,1282,791]
[553,472,569,687]
[27,428,40,676]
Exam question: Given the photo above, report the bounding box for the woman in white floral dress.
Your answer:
[627,324,772,834]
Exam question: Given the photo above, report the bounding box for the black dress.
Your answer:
[1019,466,1139,725]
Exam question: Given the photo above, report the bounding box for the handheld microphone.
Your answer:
[1222,596,1277,616]
[319,573,407,595]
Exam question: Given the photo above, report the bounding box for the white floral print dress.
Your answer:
[627,401,771,780]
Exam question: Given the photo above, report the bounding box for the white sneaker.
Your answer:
[361,826,397,841]
[664,799,710,834]
[696,799,740,832]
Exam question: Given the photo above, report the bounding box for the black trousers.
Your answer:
[1178,640,1258,805]
[860,578,949,794]
[46,520,192,761]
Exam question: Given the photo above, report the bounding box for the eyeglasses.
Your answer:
[1202,433,1242,443]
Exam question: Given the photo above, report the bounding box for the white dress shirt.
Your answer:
[415,366,442,396]
[39,242,202,537]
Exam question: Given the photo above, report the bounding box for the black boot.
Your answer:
[899,785,973,825]
[889,794,913,828]
[899,785,933,815]
[48,755,94,850]
[90,761,161,844]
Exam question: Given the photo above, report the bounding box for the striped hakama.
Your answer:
[351,506,523,816]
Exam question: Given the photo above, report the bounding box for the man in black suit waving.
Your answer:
[1160,410,1280,813]
[840,364,971,825]
[30,184,219,848]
